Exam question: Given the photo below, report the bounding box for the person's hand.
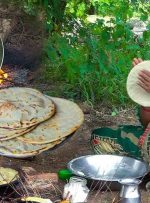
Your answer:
[138,69,150,93]
[132,58,150,93]
[132,58,143,67]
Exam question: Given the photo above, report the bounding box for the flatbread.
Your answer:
[18,97,84,144]
[0,167,18,185]
[0,138,64,158]
[127,60,150,106]
[0,126,36,141]
[0,87,55,128]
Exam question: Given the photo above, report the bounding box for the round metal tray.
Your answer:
[68,154,150,181]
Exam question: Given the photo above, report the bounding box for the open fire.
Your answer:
[0,37,31,88]
[0,69,8,84]
[0,65,30,89]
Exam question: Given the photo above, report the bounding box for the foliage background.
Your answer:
[1,0,150,106]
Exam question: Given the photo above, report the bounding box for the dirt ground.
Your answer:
[0,94,149,202]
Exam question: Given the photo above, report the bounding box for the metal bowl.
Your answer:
[68,155,150,181]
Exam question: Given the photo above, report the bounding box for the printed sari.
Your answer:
[91,107,150,163]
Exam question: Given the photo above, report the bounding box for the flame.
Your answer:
[0,69,8,84]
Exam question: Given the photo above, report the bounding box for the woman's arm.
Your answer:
[132,58,150,128]
[139,106,150,128]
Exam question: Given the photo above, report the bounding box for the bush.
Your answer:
[3,0,150,105]
[45,15,150,105]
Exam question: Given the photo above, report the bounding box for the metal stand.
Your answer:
[119,179,141,203]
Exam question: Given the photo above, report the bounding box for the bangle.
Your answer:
[141,106,150,112]
[138,127,150,147]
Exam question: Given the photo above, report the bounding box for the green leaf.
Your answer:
[111,111,117,116]
[140,14,148,21]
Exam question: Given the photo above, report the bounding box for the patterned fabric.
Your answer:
[139,125,150,162]
[136,105,150,162]
[91,125,150,162]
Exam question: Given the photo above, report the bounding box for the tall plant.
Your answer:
[2,0,150,104]
[45,0,150,104]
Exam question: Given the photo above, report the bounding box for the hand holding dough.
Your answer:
[127,60,150,106]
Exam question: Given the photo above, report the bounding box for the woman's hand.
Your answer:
[132,58,143,67]
[132,58,150,93]
[138,70,150,93]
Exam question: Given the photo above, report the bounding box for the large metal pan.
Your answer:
[68,155,150,181]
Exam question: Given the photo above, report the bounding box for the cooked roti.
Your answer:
[18,97,84,144]
[0,126,36,141]
[0,87,55,128]
[127,60,150,106]
[0,138,64,158]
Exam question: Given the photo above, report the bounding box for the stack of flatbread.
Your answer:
[0,87,84,158]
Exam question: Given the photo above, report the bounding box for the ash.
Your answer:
[0,65,30,89]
